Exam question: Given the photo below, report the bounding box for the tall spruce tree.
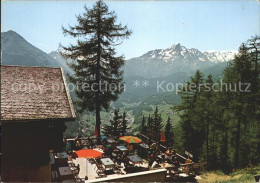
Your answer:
[102,109,122,138]
[174,70,205,162]
[174,36,260,171]
[194,74,215,170]
[140,116,147,136]
[60,1,132,140]
[165,116,174,147]
[147,114,153,139]
[121,111,128,136]
[153,106,162,142]
[223,44,255,168]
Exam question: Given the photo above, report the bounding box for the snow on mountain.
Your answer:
[204,50,237,63]
[49,43,235,78]
[124,43,235,78]
[138,43,234,64]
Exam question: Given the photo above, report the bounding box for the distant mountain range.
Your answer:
[1,30,72,74]
[124,43,235,78]
[1,30,60,67]
[48,43,234,79]
[1,30,234,79]
[1,30,235,127]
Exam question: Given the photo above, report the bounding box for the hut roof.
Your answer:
[1,65,76,121]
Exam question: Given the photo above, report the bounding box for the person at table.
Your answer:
[121,151,129,167]
[150,142,157,150]
[89,139,94,149]
[66,140,72,153]
[128,144,133,153]
[154,154,160,164]
[185,158,193,164]
[115,155,121,166]
[63,138,67,151]
[148,153,155,170]
[173,155,180,170]
[153,142,160,155]
[161,154,166,165]
[86,137,91,148]
[107,143,113,157]
[166,147,172,156]
[75,140,81,150]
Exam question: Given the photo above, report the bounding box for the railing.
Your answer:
[139,134,187,160]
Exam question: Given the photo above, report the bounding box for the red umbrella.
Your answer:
[160,130,166,142]
[94,125,98,136]
[75,149,102,159]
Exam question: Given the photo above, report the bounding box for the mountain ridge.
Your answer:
[124,43,235,78]
[1,30,63,68]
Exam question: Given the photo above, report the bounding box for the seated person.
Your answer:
[173,155,180,170]
[165,147,172,156]
[75,140,81,150]
[185,158,193,164]
[150,142,157,150]
[121,152,129,167]
[148,154,155,170]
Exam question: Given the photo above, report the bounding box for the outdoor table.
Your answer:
[58,166,74,181]
[180,162,194,173]
[116,146,128,152]
[56,152,68,159]
[139,143,149,149]
[164,164,176,178]
[127,155,142,165]
[59,166,73,176]
[100,158,115,169]
[157,154,166,162]
[108,139,117,143]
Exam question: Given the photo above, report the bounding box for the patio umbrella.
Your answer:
[75,149,102,159]
[119,136,142,144]
[160,130,166,142]
[94,125,98,136]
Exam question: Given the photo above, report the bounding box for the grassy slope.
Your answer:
[198,166,260,183]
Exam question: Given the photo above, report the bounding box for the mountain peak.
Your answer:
[3,30,20,36]
[1,30,62,68]
[2,30,27,43]
[170,43,181,49]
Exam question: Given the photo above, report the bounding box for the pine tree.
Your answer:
[247,35,260,72]
[60,1,132,140]
[165,116,174,147]
[147,114,153,139]
[174,70,205,162]
[223,44,255,168]
[140,116,147,136]
[121,111,128,136]
[102,109,122,138]
[153,106,162,142]
[246,36,260,166]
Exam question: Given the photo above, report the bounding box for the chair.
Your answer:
[113,165,124,175]
[95,162,107,178]
[88,158,96,164]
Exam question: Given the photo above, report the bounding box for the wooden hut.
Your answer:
[0,65,76,182]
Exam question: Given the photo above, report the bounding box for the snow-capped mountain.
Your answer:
[124,43,235,78]
[204,50,236,63]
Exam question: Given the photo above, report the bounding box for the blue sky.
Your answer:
[2,1,259,59]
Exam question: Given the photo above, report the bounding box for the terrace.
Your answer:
[50,135,204,182]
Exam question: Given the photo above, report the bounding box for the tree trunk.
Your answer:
[234,110,241,169]
[96,4,101,144]
[206,119,209,170]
